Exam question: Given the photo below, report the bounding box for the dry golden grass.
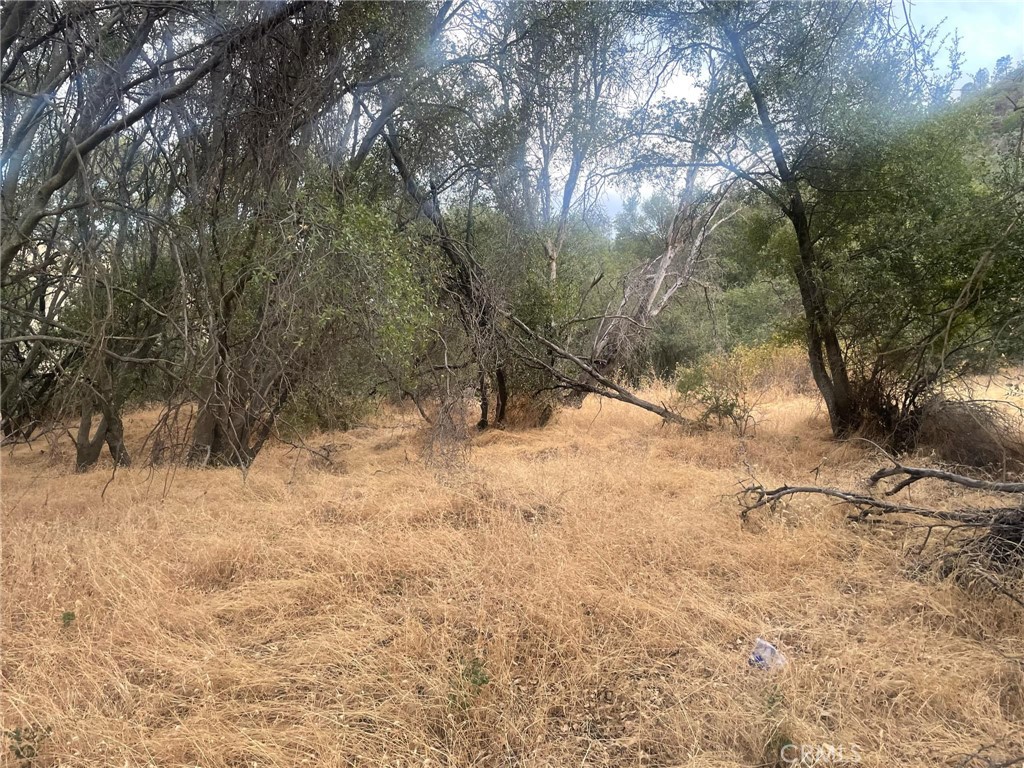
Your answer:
[2,387,1022,767]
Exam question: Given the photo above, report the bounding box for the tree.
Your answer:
[815,78,1024,443]
[0,1,313,277]
[649,0,963,437]
[2,0,1018,469]
[0,1,317,456]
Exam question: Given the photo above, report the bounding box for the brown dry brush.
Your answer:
[741,462,1024,605]
[916,395,1024,474]
[952,745,1024,768]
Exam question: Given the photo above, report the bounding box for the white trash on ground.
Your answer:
[748,637,787,670]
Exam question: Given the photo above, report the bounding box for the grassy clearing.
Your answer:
[2,384,1022,767]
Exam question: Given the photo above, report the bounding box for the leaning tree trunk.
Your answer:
[383,125,512,429]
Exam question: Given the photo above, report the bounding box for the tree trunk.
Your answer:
[723,22,861,437]
[189,349,245,467]
[189,345,286,468]
[494,367,508,426]
[788,197,860,436]
[477,369,489,429]
[103,409,131,467]
[74,371,131,471]
[382,127,514,431]
[75,396,108,472]
[190,399,257,467]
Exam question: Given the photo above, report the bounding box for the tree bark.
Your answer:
[494,367,508,426]
[75,396,108,472]
[477,369,489,429]
[788,197,860,435]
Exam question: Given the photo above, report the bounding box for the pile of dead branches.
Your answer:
[740,463,1024,605]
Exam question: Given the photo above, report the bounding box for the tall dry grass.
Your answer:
[2,389,1022,767]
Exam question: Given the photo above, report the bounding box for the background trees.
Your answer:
[2,0,1021,469]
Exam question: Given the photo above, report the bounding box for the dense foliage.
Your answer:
[2,0,1021,468]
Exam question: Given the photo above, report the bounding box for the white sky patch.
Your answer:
[910,0,1024,77]
[603,68,701,222]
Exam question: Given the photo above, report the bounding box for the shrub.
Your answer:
[916,397,1024,474]
[675,344,814,435]
[729,344,815,397]
[676,351,759,436]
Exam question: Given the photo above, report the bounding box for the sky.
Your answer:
[911,0,1024,78]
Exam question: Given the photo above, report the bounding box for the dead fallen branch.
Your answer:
[504,312,709,432]
[739,462,1024,599]
[868,464,1024,495]
[740,481,952,519]
[741,462,1022,521]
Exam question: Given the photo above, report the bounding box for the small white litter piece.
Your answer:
[748,638,787,670]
